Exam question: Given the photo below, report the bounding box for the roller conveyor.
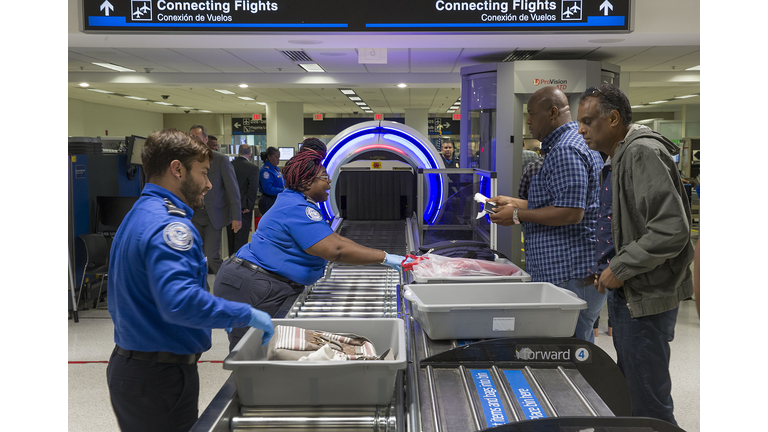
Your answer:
[192,216,685,432]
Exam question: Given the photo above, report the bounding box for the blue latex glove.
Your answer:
[382,253,407,270]
[248,308,275,346]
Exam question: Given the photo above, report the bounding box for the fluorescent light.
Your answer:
[450,106,460,110]
[649,100,669,104]
[179,106,194,109]
[349,96,362,101]
[198,110,213,113]
[355,102,367,106]
[686,65,700,71]
[215,89,235,95]
[154,101,173,105]
[238,96,255,101]
[675,94,698,99]
[397,83,407,88]
[631,105,645,109]
[86,88,114,94]
[340,89,356,95]
[125,96,147,100]
[92,62,136,72]
[298,63,325,72]
[79,83,89,87]
[447,110,455,113]
[239,84,249,88]
[257,102,267,106]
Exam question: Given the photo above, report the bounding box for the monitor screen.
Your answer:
[128,136,146,166]
[278,147,295,161]
[96,196,140,232]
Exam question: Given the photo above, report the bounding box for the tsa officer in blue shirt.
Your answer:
[106,129,274,432]
[257,146,285,214]
[214,138,408,350]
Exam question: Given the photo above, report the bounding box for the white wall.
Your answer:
[68,99,164,138]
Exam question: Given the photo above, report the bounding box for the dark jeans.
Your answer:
[106,348,200,432]
[213,258,304,351]
[609,289,679,425]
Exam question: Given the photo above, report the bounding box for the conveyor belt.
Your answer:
[192,217,684,432]
[288,220,407,319]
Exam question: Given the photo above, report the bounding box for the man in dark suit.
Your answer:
[189,125,241,275]
[227,144,260,255]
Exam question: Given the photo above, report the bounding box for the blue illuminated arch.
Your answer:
[320,121,446,225]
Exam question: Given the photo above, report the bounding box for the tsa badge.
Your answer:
[305,207,323,222]
[163,222,194,251]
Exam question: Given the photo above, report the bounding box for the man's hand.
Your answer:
[232,220,242,233]
[242,209,251,214]
[596,267,624,294]
[487,196,527,226]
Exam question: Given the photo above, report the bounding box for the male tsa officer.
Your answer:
[106,129,274,432]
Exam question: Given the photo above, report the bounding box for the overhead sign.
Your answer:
[81,0,632,32]
[428,117,460,135]
[232,117,266,134]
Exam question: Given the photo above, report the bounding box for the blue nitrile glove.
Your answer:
[382,253,407,270]
[248,308,275,346]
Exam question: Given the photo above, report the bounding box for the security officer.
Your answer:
[106,129,274,432]
[214,138,407,350]
[257,146,285,214]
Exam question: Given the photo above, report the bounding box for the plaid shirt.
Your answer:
[524,122,603,284]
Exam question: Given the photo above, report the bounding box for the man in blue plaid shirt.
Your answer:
[489,87,604,343]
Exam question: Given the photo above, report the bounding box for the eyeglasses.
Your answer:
[316,175,330,182]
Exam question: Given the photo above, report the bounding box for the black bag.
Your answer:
[416,240,507,261]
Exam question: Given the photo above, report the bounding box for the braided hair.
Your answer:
[282,138,327,191]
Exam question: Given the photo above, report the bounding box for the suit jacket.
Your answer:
[196,151,241,230]
[231,156,259,212]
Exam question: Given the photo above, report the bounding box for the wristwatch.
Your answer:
[512,207,521,225]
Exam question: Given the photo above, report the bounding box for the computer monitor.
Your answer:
[278,147,295,161]
[127,135,146,166]
[96,196,141,233]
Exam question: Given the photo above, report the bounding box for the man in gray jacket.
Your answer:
[577,84,694,425]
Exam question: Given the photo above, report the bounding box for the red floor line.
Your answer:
[68,360,225,364]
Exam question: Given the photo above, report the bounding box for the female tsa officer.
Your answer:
[257,146,285,215]
[214,138,407,350]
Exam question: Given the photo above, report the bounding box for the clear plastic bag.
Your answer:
[406,253,524,279]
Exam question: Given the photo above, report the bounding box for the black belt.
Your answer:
[115,346,201,364]
[231,257,304,288]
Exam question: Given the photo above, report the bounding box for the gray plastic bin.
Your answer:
[223,318,406,406]
[411,258,532,283]
[404,282,586,340]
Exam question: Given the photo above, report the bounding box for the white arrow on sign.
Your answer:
[100,0,114,16]
[234,122,242,128]
[599,0,613,16]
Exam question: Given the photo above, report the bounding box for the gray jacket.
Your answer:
[609,125,694,317]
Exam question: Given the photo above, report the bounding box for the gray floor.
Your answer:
[68,297,700,432]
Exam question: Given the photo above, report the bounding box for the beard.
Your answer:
[180,175,205,210]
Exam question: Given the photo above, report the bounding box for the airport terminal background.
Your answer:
[4,1,753,431]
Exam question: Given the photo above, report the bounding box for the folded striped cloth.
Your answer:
[267,325,378,361]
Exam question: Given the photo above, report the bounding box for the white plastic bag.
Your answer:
[408,253,524,279]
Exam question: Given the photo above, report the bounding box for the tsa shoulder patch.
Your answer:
[305,206,323,222]
[263,172,270,179]
[163,222,194,251]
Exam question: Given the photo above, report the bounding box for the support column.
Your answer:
[266,102,304,155]
[405,108,429,139]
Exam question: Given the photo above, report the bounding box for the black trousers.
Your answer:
[106,348,200,432]
[257,194,277,215]
[213,258,305,351]
[227,211,253,256]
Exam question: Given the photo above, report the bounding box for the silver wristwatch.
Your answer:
[512,207,521,225]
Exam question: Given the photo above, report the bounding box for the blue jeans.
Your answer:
[609,289,678,425]
[557,277,606,343]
